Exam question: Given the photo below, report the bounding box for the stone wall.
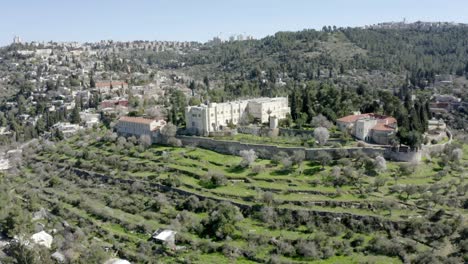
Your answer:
[383,148,422,163]
[422,129,452,156]
[178,136,386,160]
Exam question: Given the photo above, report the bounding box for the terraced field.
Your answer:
[8,130,466,263]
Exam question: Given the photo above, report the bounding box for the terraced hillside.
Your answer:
[1,128,462,263]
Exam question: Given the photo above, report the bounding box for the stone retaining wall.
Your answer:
[178,135,386,160]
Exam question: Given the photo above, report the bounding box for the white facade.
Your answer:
[53,122,81,136]
[354,118,378,141]
[186,97,290,135]
[116,116,166,138]
[80,111,100,128]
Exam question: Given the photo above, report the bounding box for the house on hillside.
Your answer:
[116,116,166,142]
[152,229,177,249]
[100,98,129,109]
[336,112,397,145]
[79,110,100,128]
[52,122,82,136]
[429,94,461,114]
[95,81,128,94]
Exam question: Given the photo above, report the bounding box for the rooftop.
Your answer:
[337,113,396,124]
[153,229,177,241]
[119,116,156,125]
[372,122,396,132]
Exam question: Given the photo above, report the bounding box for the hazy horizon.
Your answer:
[2,0,468,46]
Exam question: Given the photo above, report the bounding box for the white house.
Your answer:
[79,110,100,128]
[30,231,53,249]
[152,229,177,248]
[336,113,397,145]
[53,122,81,136]
[185,97,290,135]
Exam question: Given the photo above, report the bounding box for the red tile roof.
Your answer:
[336,114,371,123]
[337,113,397,125]
[372,123,395,132]
[119,116,156,125]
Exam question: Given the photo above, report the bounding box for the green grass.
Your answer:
[309,254,402,264]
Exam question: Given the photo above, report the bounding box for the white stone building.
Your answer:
[53,122,81,136]
[185,97,290,135]
[116,116,166,140]
[79,110,100,128]
[336,113,397,145]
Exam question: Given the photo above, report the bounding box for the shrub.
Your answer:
[239,149,257,167]
[201,202,243,240]
[200,171,227,189]
[251,164,265,175]
[296,240,322,259]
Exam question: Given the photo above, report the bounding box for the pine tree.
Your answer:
[90,75,96,88]
[70,106,81,124]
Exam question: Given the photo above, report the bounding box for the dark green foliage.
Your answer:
[201,202,243,240]
[2,241,39,264]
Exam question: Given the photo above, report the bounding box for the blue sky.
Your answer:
[1,0,468,46]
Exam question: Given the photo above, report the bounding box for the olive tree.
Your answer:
[314,127,330,146]
[315,151,332,169]
[451,148,463,163]
[374,156,387,173]
[239,149,257,167]
[310,114,333,129]
[202,202,243,240]
[139,135,152,149]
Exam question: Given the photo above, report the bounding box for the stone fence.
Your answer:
[238,126,340,138]
[422,128,453,156]
[178,135,386,160]
[177,132,453,163]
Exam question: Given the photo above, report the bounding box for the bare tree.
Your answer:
[281,157,293,170]
[374,155,387,173]
[451,148,463,163]
[311,114,333,129]
[239,149,257,167]
[167,137,182,147]
[292,150,306,165]
[251,164,265,175]
[139,135,152,149]
[160,123,180,146]
[160,123,178,138]
[314,127,330,146]
[315,151,332,169]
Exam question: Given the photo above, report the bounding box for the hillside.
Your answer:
[0,22,467,263]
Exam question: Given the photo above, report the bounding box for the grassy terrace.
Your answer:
[37,134,466,221]
[22,166,403,263]
[28,132,466,262]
